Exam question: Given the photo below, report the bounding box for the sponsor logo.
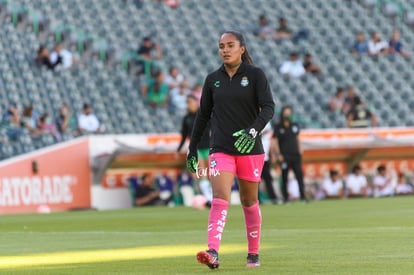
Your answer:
[249,231,258,238]
[253,169,259,177]
[0,175,77,206]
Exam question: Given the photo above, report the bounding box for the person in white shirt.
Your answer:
[345,164,368,197]
[50,43,73,70]
[170,81,190,112]
[279,52,306,78]
[372,165,394,197]
[287,171,300,201]
[368,31,389,56]
[322,170,344,199]
[78,103,103,134]
[395,173,413,195]
[165,66,184,90]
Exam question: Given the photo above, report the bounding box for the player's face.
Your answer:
[187,98,198,113]
[219,33,244,66]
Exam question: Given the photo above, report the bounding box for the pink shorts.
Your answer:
[208,153,265,182]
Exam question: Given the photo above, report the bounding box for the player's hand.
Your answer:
[232,128,258,154]
[186,149,198,173]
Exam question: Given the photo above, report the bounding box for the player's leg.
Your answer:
[237,154,264,267]
[261,160,277,203]
[197,148,212,204]
[291,158,306,201]
[280,161,290,202]
[197,153,235,269]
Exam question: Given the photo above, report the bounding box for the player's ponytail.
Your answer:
[221,31,254,65]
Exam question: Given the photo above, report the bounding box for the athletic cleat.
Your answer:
[197,249,219,269]
[246,253,260,267]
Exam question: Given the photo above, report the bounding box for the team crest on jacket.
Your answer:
[240,76,249,87]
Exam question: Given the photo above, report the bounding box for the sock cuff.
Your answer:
[212,198,229,206]
[242,202,259,211]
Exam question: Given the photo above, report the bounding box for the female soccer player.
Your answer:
[186,31,274,269]
[177,94,212,204]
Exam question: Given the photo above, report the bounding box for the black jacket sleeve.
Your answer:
[250,68,275,133]
[189,77,213,151]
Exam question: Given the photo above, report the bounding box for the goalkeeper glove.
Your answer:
[186,149,198,173]
[232,128,258,154]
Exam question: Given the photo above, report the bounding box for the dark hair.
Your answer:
[353,96,362,105]
[330,170,338,177]
[336,87,343,94]
[187,94,198,101]
[352,164,361,173]
[220,31,254,65]
[377,165,386,173]
[279,105,292,122]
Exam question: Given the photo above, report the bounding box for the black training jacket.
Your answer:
[189,62,274,155]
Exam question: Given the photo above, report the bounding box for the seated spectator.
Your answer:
[165,65,184,90]
[36,45,62,70]
[346,164,369,197]
[155,173,174,206]
[177,170,195,207]
[329,87,345,114]
[255,14,274,39]
[56,103,77,135]
[287,172,300,201]
[78,103,103,134]
[137,36,162,60]
[274,17,293,40]
[342,86,358,115]
[368,31,389,56]
[279,52,306,78]
[2,104,23,140]
[142,71,169,108]
[322,170,345,199]
[21,106,41,137]
[395,173,413,195]
[50,43,75,70]
[303,53,322,75]
[372,165,394,197]
[346,96,377,128]
[389,29,410,58]
[351,32,368,56]
[170,81,190,112]
[38,113,61,141]
[135,173,169,206]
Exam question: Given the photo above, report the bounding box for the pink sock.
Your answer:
[207,198,229,252]
[243,202,261,255]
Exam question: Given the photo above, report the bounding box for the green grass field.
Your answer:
[0,197,414,274]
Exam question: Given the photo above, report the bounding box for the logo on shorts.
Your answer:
[253,168,259,177]
[210,158,217,169]
[240,76,249,87]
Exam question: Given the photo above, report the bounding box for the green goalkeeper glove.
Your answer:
[232,128,258,154]
[186,149,198,173]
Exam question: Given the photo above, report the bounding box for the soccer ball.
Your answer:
[191,195,207,210]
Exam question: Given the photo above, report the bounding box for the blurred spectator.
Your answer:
[38,113,61,141]
[56,103,77,135]
[279,52,306,78]
[287,171,300,201]
[389,29,410,58]
[135,173,168,206]
[274,17,293,40]
[141,71,169,108]
[346,96,377,128]
[163,0,179,8]
[303,53,322,75]
[78,103,103,134]
[155,173,174,206]
[170,81,190,112]
[395,173,413,195]
[190,81,203,103]
[372,165,394,197]
[21,106,41,136]
[329,87,345,114]
[2,104,23,140]
[50,43,75,70]
[321,170,345,199]
[165,65,184,90]
[346,164,369,197]
[368,31,389,56]
[255,14,274,39]
[137,36,162,60]
[36,45,62,70]
[351,32,368,55]
[342,86,358,115]
[177,170,195,207]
